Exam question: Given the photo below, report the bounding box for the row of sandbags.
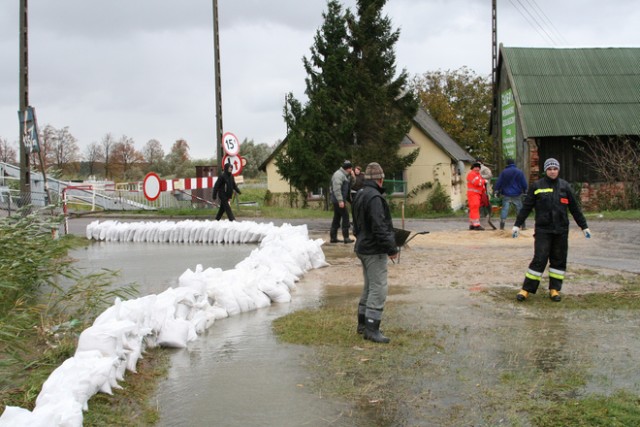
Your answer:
[85,219,276,244]
[0,221,328,427]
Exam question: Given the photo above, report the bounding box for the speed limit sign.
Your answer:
[222,132,240,156]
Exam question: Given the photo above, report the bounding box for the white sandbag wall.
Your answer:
[0,220,328,427]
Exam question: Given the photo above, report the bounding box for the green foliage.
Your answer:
[412,67,493,160]
[279,0,418,194]
[238,139,273,179]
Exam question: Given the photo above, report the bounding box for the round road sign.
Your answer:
[143,172,162,201]
[222,132,240,156]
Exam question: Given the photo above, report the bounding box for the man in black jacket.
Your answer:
[352,162,398,343]
[512,158,591,302]
[212,163,241,221]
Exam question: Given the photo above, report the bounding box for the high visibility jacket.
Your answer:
[515,176,588,234]
[466,170,486,195]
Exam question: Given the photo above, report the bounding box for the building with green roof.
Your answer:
[491,45,640,186]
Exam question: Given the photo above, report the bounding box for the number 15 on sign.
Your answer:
[222,132,240,156]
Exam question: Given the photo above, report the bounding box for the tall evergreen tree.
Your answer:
[276,0,353,197]
[347,0,418,174]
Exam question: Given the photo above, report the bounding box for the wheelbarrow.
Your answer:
[392,228,429,263]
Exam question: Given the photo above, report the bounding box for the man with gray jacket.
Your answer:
[329,160,355,243]
[352,162,398,343]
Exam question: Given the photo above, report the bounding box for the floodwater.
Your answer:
[69,235,353,427]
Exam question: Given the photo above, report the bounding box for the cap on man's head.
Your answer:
[364,162,384,180]
[544,158,560,171]
[506,158,515,165]
[472,162,481,169]
[342,160,353,170]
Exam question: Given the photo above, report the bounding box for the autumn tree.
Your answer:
[112,135,144,181]
[165,139,192,178]
[142,139,166,174]
[51,126,80,176]
[412,67,493,161]
[0,137,17,164]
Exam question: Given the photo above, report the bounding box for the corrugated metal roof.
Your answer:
[412,108,475,162]
[502,47,640,137]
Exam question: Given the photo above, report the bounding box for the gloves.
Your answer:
[512,226,520,238]
[583,228,591,239]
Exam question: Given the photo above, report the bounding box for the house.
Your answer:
[259,107,475,210]
[491,46,640,206]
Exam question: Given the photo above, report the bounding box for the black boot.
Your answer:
[342,229,354,244]
[357,313,365,334]
[364,318,390,343]
[329,229,340,243]
[499,221,505,230]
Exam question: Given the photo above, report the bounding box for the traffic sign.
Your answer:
[222,132,240,156]
[222,154,245,176]
[143,172,162,201]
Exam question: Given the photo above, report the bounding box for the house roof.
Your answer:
[501,46,640,137]
[412,108,475,162]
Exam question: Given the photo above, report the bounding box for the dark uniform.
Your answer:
[212,163,241,221]
[514,174,588,296]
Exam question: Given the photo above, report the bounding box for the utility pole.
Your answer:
[491,0,499,166]
[19,0,31,205]
[212,0,224,171]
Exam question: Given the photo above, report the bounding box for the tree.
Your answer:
[347,0,419,174]
[84,142,102,178]
[112,135,144,181]
[277,0,417,199]
[52,126,80,176]
[0,137,17,164]
[412,67,493,160]
[142,139,166,174]
[101,133,116,180]
[238,139,272,179]
[277,0,354,196]
[165,139,192,178]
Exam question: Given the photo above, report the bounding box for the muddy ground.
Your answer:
[303,219,640,425]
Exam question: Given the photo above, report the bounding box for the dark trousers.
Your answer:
[522,231,568,293]
[330,202,350,239]
[215,198,235,221]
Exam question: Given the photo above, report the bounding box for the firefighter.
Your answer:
[466,162,487,230]
[512,158,591,302]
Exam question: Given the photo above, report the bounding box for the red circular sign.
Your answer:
[222,155,244,176]
[143,172,162,201]
[222,132,240,156]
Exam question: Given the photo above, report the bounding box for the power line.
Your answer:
[508,0,558,46]
[524,0,570,45]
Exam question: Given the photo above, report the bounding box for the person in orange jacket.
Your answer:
[466,161,487,230]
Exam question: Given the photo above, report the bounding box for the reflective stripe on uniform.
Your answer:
[549,268,565,280]
[525,269,543,281]
[534,188,554,195]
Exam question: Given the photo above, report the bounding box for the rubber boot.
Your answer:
[364,318,390,343]
[329,229,340,243]
[342,229,354,244]
[357,313,365,334]
[500,220,505,230]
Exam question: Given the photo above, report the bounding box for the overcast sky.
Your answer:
[1,0,639,161]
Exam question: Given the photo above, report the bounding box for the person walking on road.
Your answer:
[512,158,591,302]
[352,162,398,343]
[212,162,242,221]
[494,158,528,230]
[466,162,487,230]
[329,160,355,243]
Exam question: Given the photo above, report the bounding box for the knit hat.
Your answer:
[544,158,560,171]
[342,160,353,170]
[506,158,515,165]
[364,162,385,180]
[471,162,481,169]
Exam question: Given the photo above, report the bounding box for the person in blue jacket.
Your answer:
[494,158,528,230]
